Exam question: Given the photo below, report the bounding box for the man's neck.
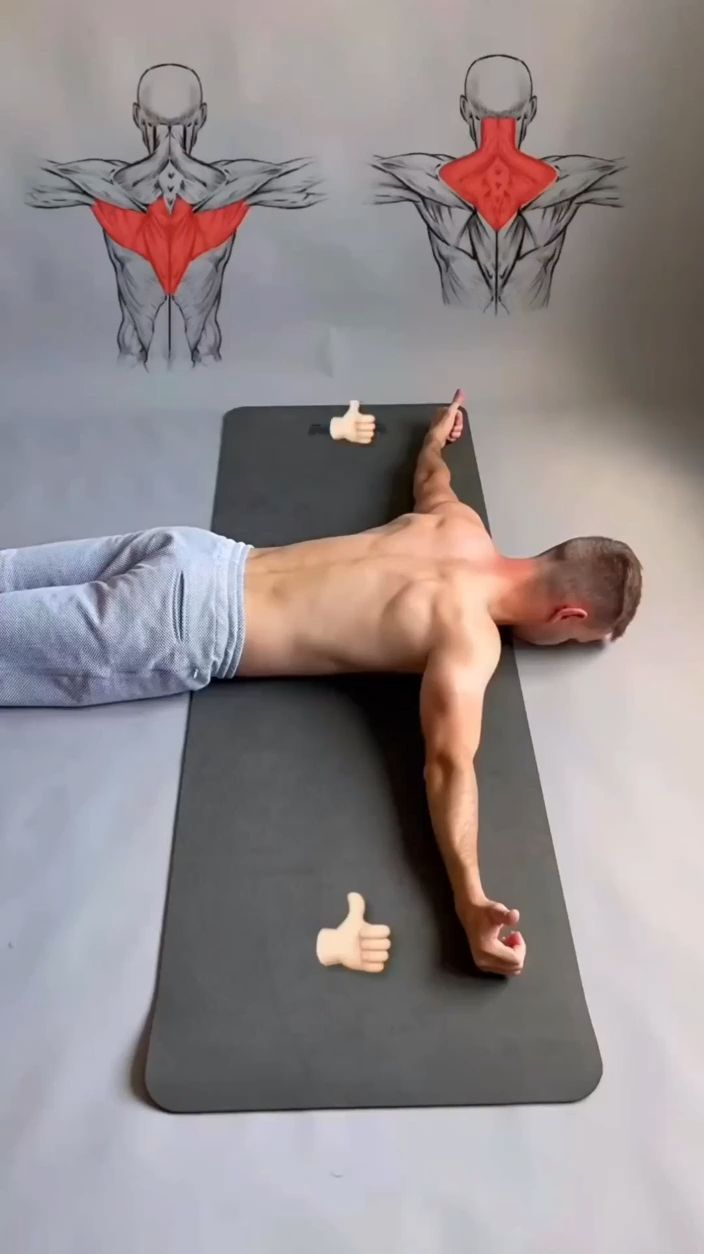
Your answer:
[487,556,548,626]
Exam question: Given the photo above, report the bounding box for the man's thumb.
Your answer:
[490,903,520,928]
[346,892,366,924]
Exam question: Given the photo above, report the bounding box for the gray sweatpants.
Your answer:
[0,527,251,707]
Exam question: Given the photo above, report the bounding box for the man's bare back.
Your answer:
[242,508,498,678]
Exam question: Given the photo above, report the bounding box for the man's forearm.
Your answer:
[414,433,451,504]
[424,758,485,910]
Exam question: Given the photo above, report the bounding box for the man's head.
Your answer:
[133,63,207,154]
[514,537,643,646]
[460,55,537,147]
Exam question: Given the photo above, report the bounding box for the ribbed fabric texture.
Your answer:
[215,540,252,680]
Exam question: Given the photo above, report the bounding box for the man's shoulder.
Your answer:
[431,570,501,669]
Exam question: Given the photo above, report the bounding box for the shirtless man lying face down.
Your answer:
[0,394,642,975]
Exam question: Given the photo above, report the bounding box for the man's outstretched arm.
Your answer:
[414,394,463,515]
[413,392,483,523]
[420,630,525,976]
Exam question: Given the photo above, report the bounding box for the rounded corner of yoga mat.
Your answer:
[146,405,603,1113]
[572,1045,604,1104]
[143,1043,194,1116]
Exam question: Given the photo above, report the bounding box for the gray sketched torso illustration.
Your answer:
[373,55,624,314]
[26,64,321,364]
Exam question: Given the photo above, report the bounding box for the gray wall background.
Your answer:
[1,2,703,1252]
[2,0,702,410]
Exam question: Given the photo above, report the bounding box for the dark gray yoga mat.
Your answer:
[145,406,602,1112]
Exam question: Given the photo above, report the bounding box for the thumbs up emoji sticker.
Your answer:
[316,892,392,973]
[329,401,377,444]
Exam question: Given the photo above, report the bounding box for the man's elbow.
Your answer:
[424,747,475,792]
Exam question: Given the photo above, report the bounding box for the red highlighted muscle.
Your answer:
[440,117,556,231]
[92,197,249,294]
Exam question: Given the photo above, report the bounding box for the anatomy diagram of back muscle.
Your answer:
[373,55,624,314]
[26,64,321,365]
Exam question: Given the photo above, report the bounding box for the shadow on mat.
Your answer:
[336,674,478,980]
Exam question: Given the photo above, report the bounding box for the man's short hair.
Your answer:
[539,536,643,639]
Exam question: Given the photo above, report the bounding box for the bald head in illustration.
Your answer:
[133,63,207,156]
[460,55,537,144]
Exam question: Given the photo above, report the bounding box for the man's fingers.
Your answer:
[361,961,386,974]
[482,958,523,976]
[360,923,391,939]
[492,932,523,957]
[504,932,526,965]
[448,409,465,441]
[441,389,463,418]
[488,948,522,970]
[477,959,522,976]
[444,391,464,423]
[432,391,463,433]
[488,903,520,928]
[478,937,525,975]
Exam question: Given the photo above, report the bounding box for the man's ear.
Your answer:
[132,102,140,129]
[459,94,470,124]
[551,606,588,623]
